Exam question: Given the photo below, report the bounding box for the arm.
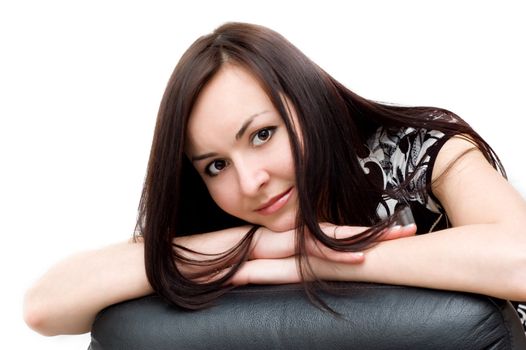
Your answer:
[23,229,258,336]
[229,137,526,301]
[176,224,416,276]
[24,219,413,335]
[23,228,258,336]
[23,240,152,336]
[354,137,526,300]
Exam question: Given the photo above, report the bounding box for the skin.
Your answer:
[186,64,298,232]
[225,129,526,298]
[185,64,526,299]
[23,64,526,336]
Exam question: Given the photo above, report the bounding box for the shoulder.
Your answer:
[431,134,524,227]
[431,135,481,182]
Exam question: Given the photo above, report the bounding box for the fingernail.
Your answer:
[390,225,402,231]
[403,223,416,229]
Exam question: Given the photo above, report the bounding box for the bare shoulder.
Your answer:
[431,135,526,226]
[431,135,487,181]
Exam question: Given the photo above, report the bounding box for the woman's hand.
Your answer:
[224,255,359,286]
[250,223,417,263]
[211,223,417,286]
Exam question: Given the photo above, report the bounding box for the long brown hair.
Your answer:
[135,22,504,309]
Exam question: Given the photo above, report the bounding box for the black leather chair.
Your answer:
[89,283,526,349]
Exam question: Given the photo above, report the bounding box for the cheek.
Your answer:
[206,181,240,215]
[285,151,295,175]
[274,140,295,177]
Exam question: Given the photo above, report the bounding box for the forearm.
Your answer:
[24,240,153,336]
[340,224,526,300]
[24,226,257,336]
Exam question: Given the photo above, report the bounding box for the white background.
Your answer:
[1,0,524,348]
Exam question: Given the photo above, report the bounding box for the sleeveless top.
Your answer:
[359,126,449,233]
[359,126,525,332]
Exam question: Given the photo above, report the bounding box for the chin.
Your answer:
[263,214,297,233]
[266,224,293,233]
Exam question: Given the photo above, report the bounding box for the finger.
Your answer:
[314,250,365,264]
[306,239,365,264]
[319,224,369,239]
[306,225,366,263]
[251,225,370,264]
[227,256,352,286]
[380,223,417,241]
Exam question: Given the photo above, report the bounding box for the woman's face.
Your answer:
[185,64,298,232]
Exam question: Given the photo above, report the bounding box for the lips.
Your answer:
[255,187,294,216]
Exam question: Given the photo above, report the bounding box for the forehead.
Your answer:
[186,65,274,146]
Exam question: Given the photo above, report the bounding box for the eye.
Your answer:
[251,127,276,146]
[205,159,228,176]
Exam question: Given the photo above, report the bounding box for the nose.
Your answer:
[236,158,269,197]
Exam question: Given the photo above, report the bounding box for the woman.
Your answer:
[24,22,526,335]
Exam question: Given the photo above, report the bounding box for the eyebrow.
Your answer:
[191,152,219,162]
[191,110,268,163]
[234,110,268,140]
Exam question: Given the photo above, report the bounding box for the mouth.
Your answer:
[255,187,294,216]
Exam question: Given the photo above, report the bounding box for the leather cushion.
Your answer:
[89,282,526,350]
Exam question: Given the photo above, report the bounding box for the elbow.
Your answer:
[23,310,51,337]
[23,287,59,336]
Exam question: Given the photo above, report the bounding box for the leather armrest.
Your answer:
[89,283,526,349]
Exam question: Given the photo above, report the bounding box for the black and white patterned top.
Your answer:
[359,126,449,233]
[359,126,525,332]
